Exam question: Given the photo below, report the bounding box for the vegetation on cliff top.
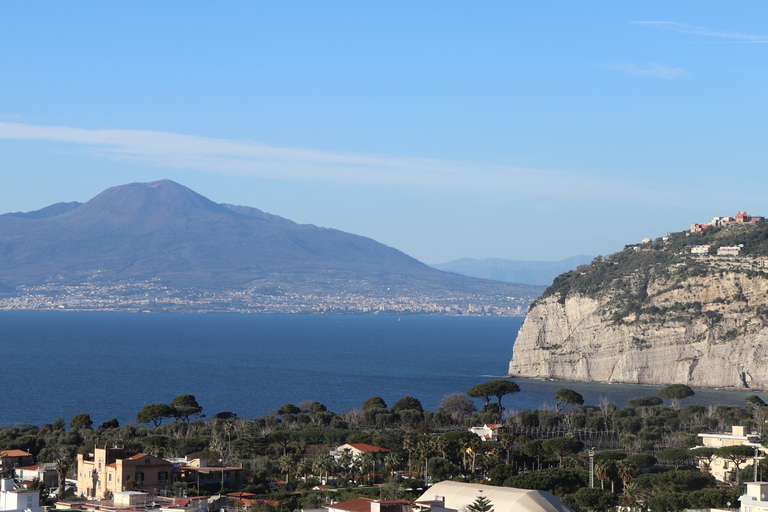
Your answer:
[532,221,768,312]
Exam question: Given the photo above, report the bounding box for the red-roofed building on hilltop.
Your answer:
[77,445,173,499]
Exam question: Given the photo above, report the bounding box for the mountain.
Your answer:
[431,255,594,286]
[508,219,768,389]
[0,180,544,313]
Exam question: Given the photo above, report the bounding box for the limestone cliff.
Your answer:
[508,222,768,389]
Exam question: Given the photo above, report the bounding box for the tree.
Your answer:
[392,396,424,413]
[363,396,387,410]
[438,393,477,418]
[137,403,173,427]
[171,394,203,421]
[717,444,755,481]
[542,436,584,466]
[574,487,617,512]
[656,447,691,470]
[554,388,584,413]
[277,403,301,415]
[466,492,494,512]
[55,459,71,501]
[689,447,717,473]
[69,413,93,430]
[746,395,767,409]
[99,418,120,429]
[658,384,695,408]
[487,380,520,411]
[298,400,327,414]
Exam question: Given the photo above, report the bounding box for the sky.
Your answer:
[1,2,767,264]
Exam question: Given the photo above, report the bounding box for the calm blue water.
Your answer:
[0,312,757,427]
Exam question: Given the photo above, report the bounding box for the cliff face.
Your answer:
[508,234,768,389]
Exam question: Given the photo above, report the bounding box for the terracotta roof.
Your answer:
[14,465,42,471]
[126,453,148,460]
[328,497,374,512]
[346,443,390,453]
[1,449,32,457]
[228,492,256,498]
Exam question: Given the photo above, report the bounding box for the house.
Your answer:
[76,445,174,499]
[416,481,574,512]
[331,443,390,462]
[13,464,58,489]
[718,245,744,256]
[175,458,244,493]
[469,424,508,441]
[739,481,768,511]
[697,426,763,483]
[0,478,44,512]
[0,451,33,472]
[690,245,711,255]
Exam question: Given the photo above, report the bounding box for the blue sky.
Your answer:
[1,2,767,263]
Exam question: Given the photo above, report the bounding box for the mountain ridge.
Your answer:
[0,180,543,314]
[431,255,594,286]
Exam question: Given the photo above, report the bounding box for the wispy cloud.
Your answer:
[0,121,648,201]
[633,21,768,43]
[612,62,686,79]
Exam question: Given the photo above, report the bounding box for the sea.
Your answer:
[0,311,758,428]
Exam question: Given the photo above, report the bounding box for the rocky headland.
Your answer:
[508,216,768,389]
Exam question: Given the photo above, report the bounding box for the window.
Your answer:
[98,459,102,471]
[159,472,168,485]
[108,474,112,482]
[136,472,144,485]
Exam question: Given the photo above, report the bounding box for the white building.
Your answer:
[0,478,44,512]
[740,481,768,511]
[416,481,574,512]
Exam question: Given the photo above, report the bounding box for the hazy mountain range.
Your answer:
[0,180,544,312]
[431,255,594,286]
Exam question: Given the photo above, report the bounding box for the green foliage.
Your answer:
[504,467,588,497]
[573,487,617,512]
[69,413,93,430]
[137,403,173,426]
[655,448,691,469]
[171,394,203,421]
[658,384,695,407]
[391,396,423,413]
[467,380,520,410]
[541,436,584,465]
[466,493,494,512]
[276,404,301,415]
[626,396,663,407]
[363,396,387,410]
[554,388,584,412]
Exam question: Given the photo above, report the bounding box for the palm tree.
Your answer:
[384,453,401,478]
[278,454,295,484]
[55,459,71,501]
[621,481,647,512]
[402,435,417,476]
[594,461,610,490]
[500,434,513,465]
[417,437,436,483]
[360,451,377,485]
[617,461,636,488]
[296,458,311,482]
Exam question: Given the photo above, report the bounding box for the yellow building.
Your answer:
[698,426,763,483]
[77,445,173,499]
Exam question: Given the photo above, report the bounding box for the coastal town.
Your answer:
[0,281,534,316]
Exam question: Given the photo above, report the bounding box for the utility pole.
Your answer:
[589,448,595,488]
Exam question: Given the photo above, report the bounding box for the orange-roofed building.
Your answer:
[76,445,173,499]
[0,450,33,470]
